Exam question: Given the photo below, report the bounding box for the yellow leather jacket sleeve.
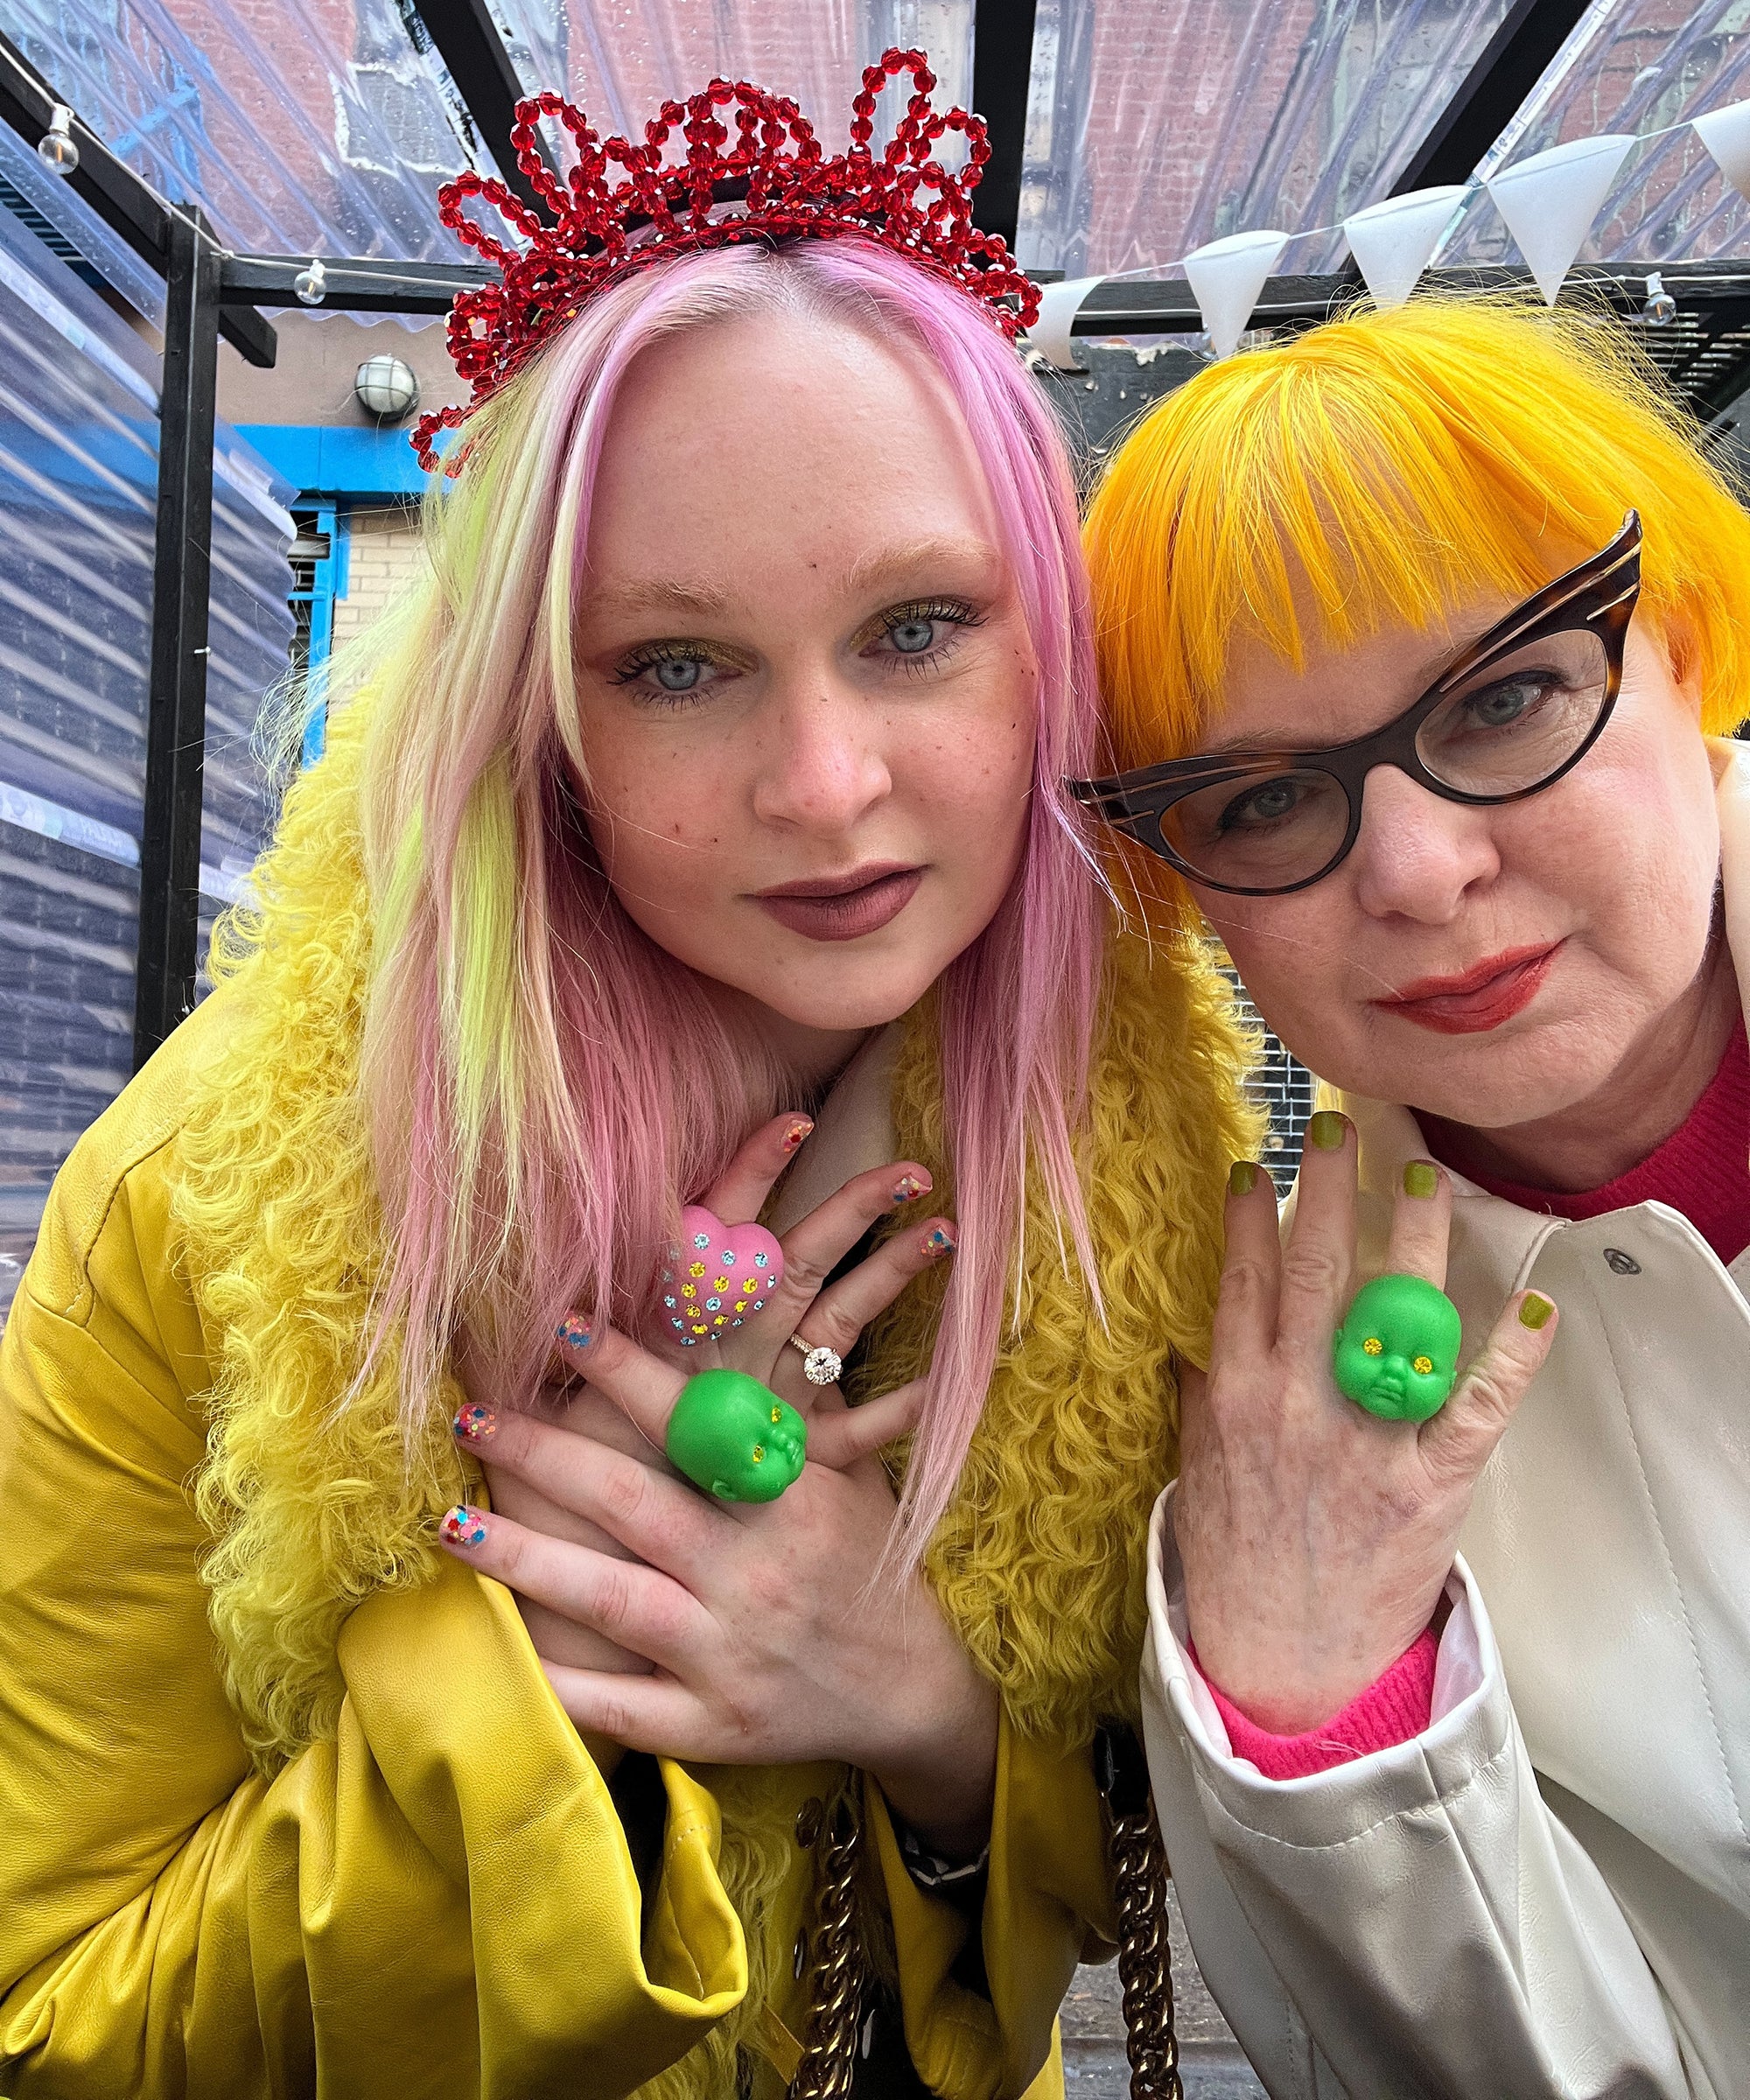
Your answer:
[0,1110,753,2100]
[870,1719,1116,2100]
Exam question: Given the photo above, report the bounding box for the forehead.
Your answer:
[584,308,999,592]
[1205,574,1519,754]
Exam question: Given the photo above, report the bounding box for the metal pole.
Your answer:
[133,203,220,1068]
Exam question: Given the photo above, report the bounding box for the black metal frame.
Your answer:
[1393,0,1594,196]
[972,0,1040,250]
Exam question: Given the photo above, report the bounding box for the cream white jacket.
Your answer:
[1142,745,1750,2099]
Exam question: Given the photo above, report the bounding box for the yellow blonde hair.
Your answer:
[1084,295,1750,789]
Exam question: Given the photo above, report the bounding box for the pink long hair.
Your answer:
[351,236,1102,1550]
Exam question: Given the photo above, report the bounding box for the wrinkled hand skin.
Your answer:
[1333,1273,1463,1423]
[665,1368,807,1502]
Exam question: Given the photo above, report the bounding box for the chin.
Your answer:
[1388,1030,1622,1131]
[762,970,940,1033]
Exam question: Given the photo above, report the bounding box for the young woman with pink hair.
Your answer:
[0,60,1253,2100]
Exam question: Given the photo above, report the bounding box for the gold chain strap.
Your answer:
[1102,1726,1182,2100]
[788,1790,867,2099]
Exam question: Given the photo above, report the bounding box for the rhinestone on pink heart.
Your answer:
[662,1204,784,1346]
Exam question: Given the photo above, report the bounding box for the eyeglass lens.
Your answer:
[1158,625,1611,892]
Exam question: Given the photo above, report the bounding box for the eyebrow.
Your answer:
[1194,633,1473,758]
[583,535,1004,626]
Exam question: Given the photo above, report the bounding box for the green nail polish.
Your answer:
[1404,1159,1438,1199]
[1519,1292,1555,1331]
[1228,1159,1258,1196]
[1307,1110,1349,1152]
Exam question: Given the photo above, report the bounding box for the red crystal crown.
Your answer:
[412,49,1039,471]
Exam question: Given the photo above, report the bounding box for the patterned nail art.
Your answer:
[892,1172,927,1205]
[440,1506,488,1549]
[452,1401,497,1442]
[921,1224,956,1258]
[781,1117,815,1154]
[555,1312,593,1350]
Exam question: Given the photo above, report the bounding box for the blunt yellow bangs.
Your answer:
[1085,294,1750,778]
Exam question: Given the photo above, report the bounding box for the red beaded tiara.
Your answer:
[412,49,1039,472]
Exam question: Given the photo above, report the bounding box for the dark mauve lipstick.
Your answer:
[752,862,924,942]
[1375,941,1564,1035]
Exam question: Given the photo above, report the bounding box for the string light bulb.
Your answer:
[293,258,327,306]
[1642,270,1677,326]
[36,105,78,175]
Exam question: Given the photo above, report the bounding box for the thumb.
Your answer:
[1419,1290,1558,1483]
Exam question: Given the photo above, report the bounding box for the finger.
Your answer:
[1210,1158,1283,1362]
[1419,1290,1558,1482]
[457,1401,720,1574]
[1276,1110,1358,1350]
[554,1321,684,1451]
[805,1381,925,1470]
[541,1662,713,1758]
[795,1216,956,1362]
[762,1160,935,1337]
[699,1110,816,1223]
[438,1504,710,1671]
[1384,1158,1452,1287]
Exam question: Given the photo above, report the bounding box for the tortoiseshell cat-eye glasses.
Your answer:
[1068,513,1642,897]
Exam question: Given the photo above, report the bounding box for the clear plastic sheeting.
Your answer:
[1,0,480,266]
[1442,0,1750,270]
[492,0,974,158]
[0,192,291,1321]
[1017,0,1514,280]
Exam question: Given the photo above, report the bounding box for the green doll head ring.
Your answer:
[665,1368,807,1502]
[1333,1273,1463,1423]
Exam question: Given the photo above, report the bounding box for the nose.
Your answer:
[750,676,892,837]
[1348,764,1501,925]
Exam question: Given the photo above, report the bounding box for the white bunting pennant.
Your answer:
[1486,133,1637,304]
[1692,99,1750,202]
[1183,228,1289,359]
[1341,186,1467,308]
[1027,275,1106,371]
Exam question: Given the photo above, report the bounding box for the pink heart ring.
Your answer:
[662,1206,785,1346]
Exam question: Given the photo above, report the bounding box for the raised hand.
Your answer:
[443,1293,994,1856]
[1174,1111,1559,1734]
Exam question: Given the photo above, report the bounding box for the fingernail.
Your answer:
[1307,1110,1349,1152]
[892,1172,928,1205]
[555,1312,593,1350]
[1519,1292,1555,1331]
[781,1117,814,1155]
[1404,1159,1438,1199]
[1228,1159,1258,1197]
[452,1401,498,1442]
[439,1505,488,1548]
[921,1223,956,1258]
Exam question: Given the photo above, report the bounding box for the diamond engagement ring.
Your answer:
[788,1333,843,1386]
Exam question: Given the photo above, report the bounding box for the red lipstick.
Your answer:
[753,862,923,943]
[1376,941,1563,1035]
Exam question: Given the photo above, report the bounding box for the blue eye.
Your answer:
[610,642,731,702]
[867,597,983,668]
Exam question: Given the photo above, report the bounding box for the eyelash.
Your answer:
[869,598,984,675]
[606,597,985,705]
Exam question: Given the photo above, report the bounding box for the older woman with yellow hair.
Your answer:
[1078,299,1750,2096]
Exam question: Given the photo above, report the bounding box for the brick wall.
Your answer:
[332,504,426,650]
